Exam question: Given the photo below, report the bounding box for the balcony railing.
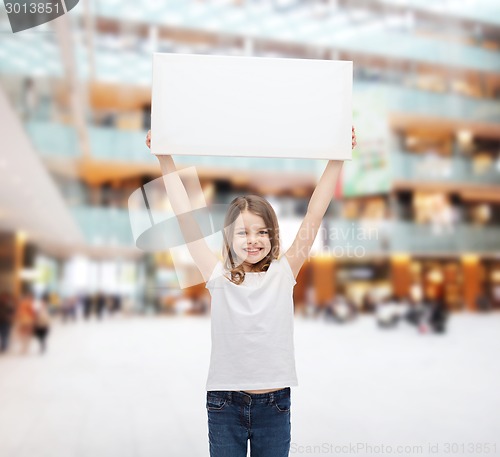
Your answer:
[390,221,500,254]
[27,121,318,174]
[72,206,135,247]
[26,121,500,186]
[24,81,500,154]
[381,84,500,124]
[2,14,500,83]
[325,219,500,255]
[89,126,158,163]
[371,0,500,27]
[391,151,500,185]
[25,122,80,159]
[84,1,500,74]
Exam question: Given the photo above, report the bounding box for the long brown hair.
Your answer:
[222,195,280,285]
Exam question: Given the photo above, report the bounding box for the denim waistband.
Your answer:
[207,387,290,405]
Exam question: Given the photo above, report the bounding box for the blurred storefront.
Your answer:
[1,1,499,314]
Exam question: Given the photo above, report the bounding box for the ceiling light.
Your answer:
[457,129,473,144]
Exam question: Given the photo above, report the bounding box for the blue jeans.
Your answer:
[206,387,291,457]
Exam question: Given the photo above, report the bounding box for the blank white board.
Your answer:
[151,53,352,160]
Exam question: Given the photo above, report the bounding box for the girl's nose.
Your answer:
[246,234,257,243]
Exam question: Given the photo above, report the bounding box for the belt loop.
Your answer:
[269,392,275,403]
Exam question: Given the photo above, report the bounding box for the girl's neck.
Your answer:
[241,261,259,273]
[241,261,261,273]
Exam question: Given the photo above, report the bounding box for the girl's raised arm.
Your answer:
[284,126,356,278]
[146,131,218,282]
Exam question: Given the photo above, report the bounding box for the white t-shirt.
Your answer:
[205,256,299,391]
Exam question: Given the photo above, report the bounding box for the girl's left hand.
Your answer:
[352,126,357,149]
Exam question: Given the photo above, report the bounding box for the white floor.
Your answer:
[0,313,499,457]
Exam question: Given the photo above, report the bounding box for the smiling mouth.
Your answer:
[244,248,263,255]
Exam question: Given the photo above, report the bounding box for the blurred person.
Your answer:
[303,285,318,318]
[42,291,50,304]
[0,291,17,354]
[96,292,106,320]
[15,291,36,355]
[33,296,51,354]
[397,295,411,318]
[415,296,448,334]
[324,294,356,323]
[428,298,448,334]
[192,293,209,315]
[475,292,491,312]
[362,289,377,313]
[20,77,39,121]
[492,284,500,308]
[375,295,401,329]
[323,300,335,321]
[147,127,357,457]
[110,294,122,315]
[375,295,410,328]
[83,294,93,320]
[61,296,78,323]
[49,291,62,315]
[122,295,135,316]
[142,103,152,130]
[404,297,425,327]
[419,297,435,333]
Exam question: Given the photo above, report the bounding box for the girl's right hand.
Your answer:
[146,130,151,149]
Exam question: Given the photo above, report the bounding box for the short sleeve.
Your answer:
[205,261,225,291]
[278,256,297,286]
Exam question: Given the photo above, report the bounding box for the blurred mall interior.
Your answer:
[1,0,500,330]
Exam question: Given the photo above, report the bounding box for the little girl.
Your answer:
[146,128,356,457]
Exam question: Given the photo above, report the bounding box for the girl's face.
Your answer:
[231,211,272,270]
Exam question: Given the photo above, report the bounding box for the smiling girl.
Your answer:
[146,127,356,457]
